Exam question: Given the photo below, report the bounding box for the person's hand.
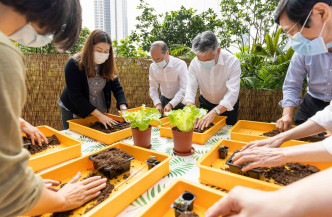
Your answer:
[241,136,284,151]
[205,186,286,217]
[195,110,217,130]
[232,147,286,171]
[276,114,293,132]
[57,172,107,211]
[43,179,60,192]
[164,103,173,113]
[120,109,130,123]
[97,114,118,129]
[156,103,163,114]
[21,120,48,146]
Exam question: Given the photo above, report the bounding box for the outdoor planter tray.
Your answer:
[23,125,82,172]
[119,107,169,127]
[138,179,226,217]
[159,116,227,145]
[68,114,132,145]
[36,142,171,217]
[229,120,324,143]
[197,139,332,191]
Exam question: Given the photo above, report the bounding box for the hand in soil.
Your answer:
[21,121,48,146]
[89,122,130,134]
[194,123,214,133]
[195,111,217,131]
[96,114,118,129]
[57,171,107,212]
[276,114,293,132]
[24,135,61,155]
[43,179,61,192]
[233,147,286,171]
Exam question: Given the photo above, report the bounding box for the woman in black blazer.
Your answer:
[59,30,128,129]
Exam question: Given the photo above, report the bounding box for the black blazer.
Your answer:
[60,58,128,118]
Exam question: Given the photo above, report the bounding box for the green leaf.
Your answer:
[168,157,195,178]
[123,104,161,131]
[165,105,207,132]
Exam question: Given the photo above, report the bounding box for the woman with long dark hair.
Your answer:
[59,29,128,129]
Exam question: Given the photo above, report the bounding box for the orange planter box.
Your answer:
[197,139,332,191]
[68,114,132,144]
[230,120,325,143]
[37,142,171,217]
[24,126,82,172]
[137,179,226,217]
[120,107,169,127]
[159,116,227,145]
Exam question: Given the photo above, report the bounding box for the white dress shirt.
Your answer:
[184,50,241,111]
[149,55,187,107]
[310,101,332,132]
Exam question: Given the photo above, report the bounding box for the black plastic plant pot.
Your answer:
[145,158,161,170]
[226,151,264,180]
[89,148,134,179]
[218,146,229,159]
[171,191,197,217]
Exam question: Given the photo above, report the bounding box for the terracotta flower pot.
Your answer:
[171,127,195,156]
[131,126,152,149]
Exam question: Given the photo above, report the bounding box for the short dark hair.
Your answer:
[274,0,332,27]
[0,0,82,51]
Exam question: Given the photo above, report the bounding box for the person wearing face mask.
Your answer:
[149,41,187,113]
[0,1,108,216]
[184,31,241,129]
[243,0,332,151]
[205,1,332,216]
[277,10,332,133]
[58,30,128,130]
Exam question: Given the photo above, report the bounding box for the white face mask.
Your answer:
[153,60,168,68]
[94,52,110,64]
[9,23,53,47]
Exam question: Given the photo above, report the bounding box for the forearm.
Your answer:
[19,117,26,129]
[91,109,104,118]
[277,120,326,142]
[282,142,332,163]
[282,106,295,117]
[24,187,66,216]
[275,167,332,217]
[215,105,227,114]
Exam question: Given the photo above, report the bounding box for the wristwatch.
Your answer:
[214,107,221,115]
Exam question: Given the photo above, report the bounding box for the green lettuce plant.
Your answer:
[165,105,207,132]
[123,104,161,131]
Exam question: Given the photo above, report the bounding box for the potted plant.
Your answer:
[171,191,197,217]
[145,155,160,169]
[123,104,162,149]
[218,145,229,159]
[165,105,207,156]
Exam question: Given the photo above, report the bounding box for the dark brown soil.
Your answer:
[261,130,280,137]
[24,135,60,155]
[89,121,130,133]
[264,163,320,186]
[173,200,187,210]
[91,148,133,171]
[179,212,199,217]
[193,123,214,133]
[84,173,114,214]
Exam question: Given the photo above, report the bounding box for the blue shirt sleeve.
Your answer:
[279,53,308,108]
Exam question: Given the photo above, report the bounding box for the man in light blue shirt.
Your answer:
[277,52,332,131]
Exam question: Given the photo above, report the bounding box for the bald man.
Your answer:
[149,41,188,113]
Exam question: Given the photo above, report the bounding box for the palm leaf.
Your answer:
[168,157,194,178]
[130,184,166,207]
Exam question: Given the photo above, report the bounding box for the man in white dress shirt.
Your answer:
[149,41,188,113]
[184,31,241,128]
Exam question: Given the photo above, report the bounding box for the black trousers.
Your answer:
[160,95,185,110]
[199,95,239,125]
[294,93,330,126]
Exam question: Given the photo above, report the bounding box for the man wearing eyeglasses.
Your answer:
[277,9,332,132]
